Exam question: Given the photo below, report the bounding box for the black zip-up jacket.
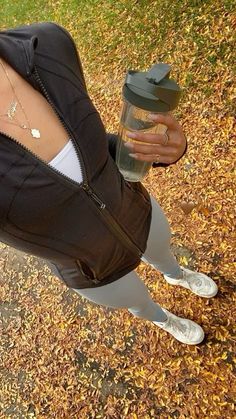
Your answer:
[0,22,153,288]
[0,22,185,289]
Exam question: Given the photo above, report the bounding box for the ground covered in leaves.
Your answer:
[0,1,235,418]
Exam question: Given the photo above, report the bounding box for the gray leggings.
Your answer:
[73,196,182,323]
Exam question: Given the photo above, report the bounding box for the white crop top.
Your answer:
[49,139,83,183]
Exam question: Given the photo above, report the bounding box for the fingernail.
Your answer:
[148,113,159,120]
[129,153,137,159]
[126,131,136,139]
[124,142,133,149]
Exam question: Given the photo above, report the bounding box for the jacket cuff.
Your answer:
[106,133,118,161]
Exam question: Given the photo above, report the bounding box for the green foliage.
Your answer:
[0,0,234,111]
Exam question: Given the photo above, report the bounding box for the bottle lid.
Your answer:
[123,63,182,112]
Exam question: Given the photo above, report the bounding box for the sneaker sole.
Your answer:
[156,324,205,345]
[177,331,205,345]
[164,277,218,298]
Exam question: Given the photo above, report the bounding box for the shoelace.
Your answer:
[184,272,204,289]
[167,316,188,336]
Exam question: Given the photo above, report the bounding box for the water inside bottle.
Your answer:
[116,123,153,182]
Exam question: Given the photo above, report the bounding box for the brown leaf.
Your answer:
[180,201,196,214]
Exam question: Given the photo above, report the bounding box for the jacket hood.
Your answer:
[0,24,38,77]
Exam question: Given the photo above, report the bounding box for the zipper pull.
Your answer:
[83,183,106,210]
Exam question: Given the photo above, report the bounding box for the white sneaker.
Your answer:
[154,309,205,345]
[164,267,218,298]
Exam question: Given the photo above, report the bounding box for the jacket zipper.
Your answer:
[33,66,88,184]
[82,183,143,256]
[32,67,143,256]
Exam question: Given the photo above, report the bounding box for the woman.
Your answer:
[0,22,218,346]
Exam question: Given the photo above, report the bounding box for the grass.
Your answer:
[1,1,234,118]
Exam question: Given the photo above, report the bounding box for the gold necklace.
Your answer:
[0,59,41,139]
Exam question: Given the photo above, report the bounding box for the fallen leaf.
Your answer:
[180,201,197,214]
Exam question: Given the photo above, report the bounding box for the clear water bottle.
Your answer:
[116,63,182,182]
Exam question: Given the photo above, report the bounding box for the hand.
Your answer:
[125,113,187,165]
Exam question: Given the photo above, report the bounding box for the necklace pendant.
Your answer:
[31,128,41,139]
[7,101,18,119]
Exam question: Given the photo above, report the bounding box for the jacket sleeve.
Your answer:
[106,133,118,161]
[106,133,188,167]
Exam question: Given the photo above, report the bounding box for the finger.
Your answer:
[125,142,174,157]
[148,112,179,129]
[129,153,175,164]
[126,131,170,145]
